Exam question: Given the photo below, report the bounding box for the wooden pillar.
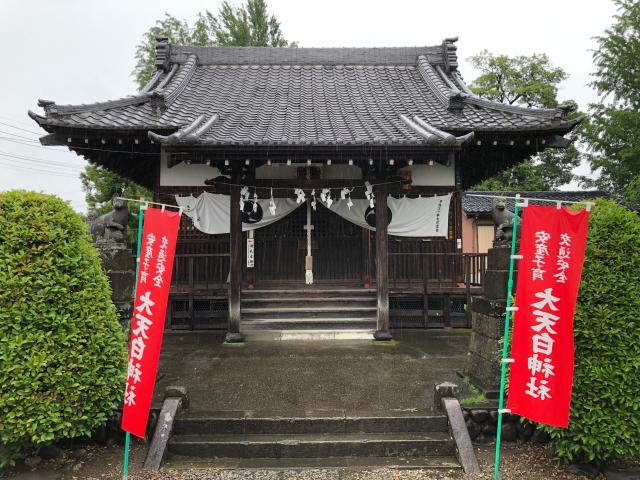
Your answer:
[374,185,392,341]
[226,183,244,343]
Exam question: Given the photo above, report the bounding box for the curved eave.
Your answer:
[449,116,584,135]
[28,111,180,135]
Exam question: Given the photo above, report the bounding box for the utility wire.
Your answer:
[0,121,43,136]
[0,149,85,168]
[0,161,83,178]
[0,155,85,175]
[0,154,83,174]
[0,129,41,142]
[0,114,45,129]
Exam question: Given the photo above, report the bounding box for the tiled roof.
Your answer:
[462,191,609,216]
[29,38,580,147]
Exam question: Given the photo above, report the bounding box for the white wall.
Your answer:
[160,151,453,187]
[398,160,455,186]
[160,160,221,186]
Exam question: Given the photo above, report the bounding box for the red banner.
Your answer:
[507,205,589,427]
[121,207,181,438]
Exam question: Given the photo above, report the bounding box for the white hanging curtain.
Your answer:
[175,191,301,234]
[320,193,451,237]
[176,191,451,238]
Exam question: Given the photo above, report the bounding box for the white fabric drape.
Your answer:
[320,194,451,237]
[176,191,451,238]
[175,192,301,234]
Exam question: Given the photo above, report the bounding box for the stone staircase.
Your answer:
[165,414,461,470]
[240,287,377,332]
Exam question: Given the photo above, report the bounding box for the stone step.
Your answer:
[174,415,449,436]
[164,454,462,470]
[168,432,456,458]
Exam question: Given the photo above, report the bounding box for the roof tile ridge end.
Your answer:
[415,55,450,107]
[160,54,199,107]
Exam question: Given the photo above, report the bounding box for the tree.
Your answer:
[82,0,295,215]
[468,51,567,108]
[580,0,640,202]
[133,0,296,88]
[467,51,579,191]
[0,191,126,466]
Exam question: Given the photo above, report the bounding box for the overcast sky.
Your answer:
[0,0,618,212]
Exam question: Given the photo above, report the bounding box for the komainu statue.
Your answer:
[492,197,517,241]
[90,194,129,243]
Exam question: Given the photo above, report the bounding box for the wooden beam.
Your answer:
[374,184,392,341]
[226,182,244,342]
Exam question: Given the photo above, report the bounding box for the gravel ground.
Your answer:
[3,441,598,480]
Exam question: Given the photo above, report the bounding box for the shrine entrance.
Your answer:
[251,203,369,285]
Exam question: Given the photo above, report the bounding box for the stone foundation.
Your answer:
[461,407,550,444]
[94,240,135,327]
[463,243,518,397]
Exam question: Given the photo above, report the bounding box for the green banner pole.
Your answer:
[493,194,522,480]
[123,200,146,480]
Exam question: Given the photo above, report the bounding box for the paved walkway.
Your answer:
[154,329,473,416]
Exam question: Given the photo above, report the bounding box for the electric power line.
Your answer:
[0,150,85,169]
[0,129,41,142]
[0,137,73,152]
[0,161,84,178]
[0,121,43,136]
[0,156,86,177]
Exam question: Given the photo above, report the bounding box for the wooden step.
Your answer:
[241,318,376,331]
[242,306,376,314]
[242,289,376,300]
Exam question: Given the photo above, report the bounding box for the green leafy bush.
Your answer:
[0,191,127,466]
[542,199,640,464]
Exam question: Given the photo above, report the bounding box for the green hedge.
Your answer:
[0,191,127,466]
[543,199,640,464]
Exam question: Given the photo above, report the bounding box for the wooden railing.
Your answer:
[389,252,487,289]
[171,253,230,291]
[170,251,487,292]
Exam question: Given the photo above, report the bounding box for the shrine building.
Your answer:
[29,37,580,342]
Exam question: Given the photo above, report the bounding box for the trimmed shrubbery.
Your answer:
[0,191,127,466]
[542,199,640,464]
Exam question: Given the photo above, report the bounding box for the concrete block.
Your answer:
[165,386,189,409]
[433,382,459,412]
